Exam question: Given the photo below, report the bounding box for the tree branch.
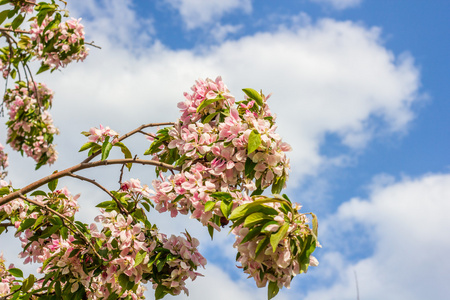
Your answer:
[67,172,129,215]
[0,158,180,206]
[82,122,175,163]
[0,27,30,34]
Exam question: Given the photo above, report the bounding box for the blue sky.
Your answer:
[1,0,450,299]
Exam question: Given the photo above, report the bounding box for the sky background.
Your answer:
[1,0,450,299]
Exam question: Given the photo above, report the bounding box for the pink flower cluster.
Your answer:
[0,178,206,299]
[0,253,18,297]
[0,58,10,79]
[9,0,36,14]
[232,201,318,289]
[0,143,8,179]
[3,81,59,167]
[29,16,89,70]
[87,125,119,144]
[150,77,291,227]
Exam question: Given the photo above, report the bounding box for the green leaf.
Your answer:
[254,236,270,259]
[268,280,280,300]
[22,274,36,292]
[244,212,271,227]
[39,225,60,239]
[101,139,113,161]
[134,250,147,267]
[311,212,318,237]
[0,186,10,196]
[0,10,9,25]
[204,201,215,212]
[18,218,36,232]
[211,192,233,202]
[196,95,223,113]
[207,224,214,240]
[242,88,263,106]
[11,13,24,30]
[78,142,98,152]
[155,285,167,300]
[10,68,16,79]
[114,141,132,170]
[244,157,257,178]
[270,223,289,252]
[271,176,285,195]
[248,130,261,154]
[241,226,262,244]
[203,111,219,123]
[30,190,47,197]
[8,268,23,278]
[36,63,50,75]
[48,178,58,192]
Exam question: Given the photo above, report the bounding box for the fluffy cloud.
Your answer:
[310,0,362,10]
[163,0,252,29]
[303,173,450,299]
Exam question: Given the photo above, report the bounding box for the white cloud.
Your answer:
[310,0,362,10]
[305,173,450,299]
[163,0,252,29]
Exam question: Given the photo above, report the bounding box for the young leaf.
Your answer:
[11,13,24,30]
[78,142,97,152]
[240,226,262,244]
[244,212,271,227]
[101,141,113,161]
[204,201,215,212]
[196,95,223,113]
[203,111,219,123]
[242,88,264,106]
[268,280,280,300]
[8,268,23,278]
[114,141,132,170]
[270,223,289,252]
[0,10,9,25]
[48,178,58,192]
[211,192,233,202]
[248,130,261,154]
[22,274,35,292]
[254,236,270,259]
[134,250,147,267]
[36,63,50,75]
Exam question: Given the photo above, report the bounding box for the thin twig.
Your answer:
[67,172,129,215]
[0,222,13,228]
[82,122,175,163]
[0,158,180,206]
[119,163,126,186]
[85,41,101,49]
[20,195,101,259]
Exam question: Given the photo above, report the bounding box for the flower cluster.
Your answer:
[29,16,89,71]
[0,143,8,179]
[3,81,59,168]
[86,125,119,144]
[0,253,18,297]
[145,78,318,296]
[231,199,319,290]
[9,0,36,14]
[0,178,206,299]
[149,77,291,228]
